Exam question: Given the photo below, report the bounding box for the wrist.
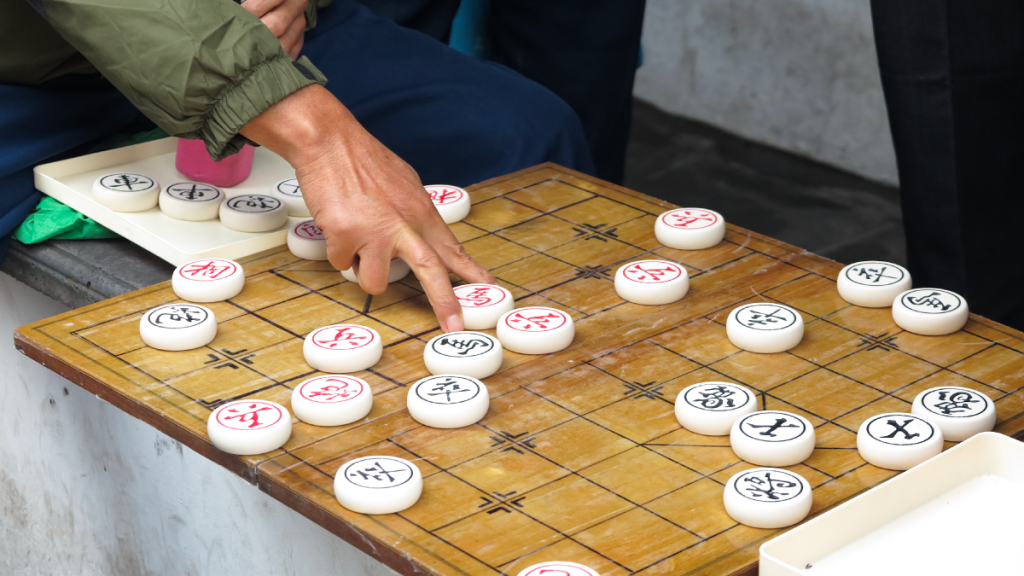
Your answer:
[240,85,356,168]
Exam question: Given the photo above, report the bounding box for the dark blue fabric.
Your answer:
[0,1,594,262]
[487,0,646,184]
[0,184,41,259]
[0,75,143,261]
[358,0,644,184]
[304,0,594,186]
[353,0,463,43]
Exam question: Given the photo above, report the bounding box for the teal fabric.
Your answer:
[449,0,491,58]
[448,0,644,68]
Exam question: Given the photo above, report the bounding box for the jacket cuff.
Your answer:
[201,55,327,160]
[305,1,319,30]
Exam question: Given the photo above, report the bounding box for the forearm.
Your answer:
[239,85,351,169]
[239,84,415,226]
[238,84,495,332]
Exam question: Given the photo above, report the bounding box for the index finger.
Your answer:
[395,230,464,333]
[419,212,496,286]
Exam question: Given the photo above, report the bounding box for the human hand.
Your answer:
[240,86,497,333]
[241,0,307,59]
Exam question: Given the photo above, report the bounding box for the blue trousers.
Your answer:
[0,0,594,261]
[355,0,648,183]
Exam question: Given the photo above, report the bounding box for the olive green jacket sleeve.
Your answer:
[38,0,328,159]
[306,0,334,30]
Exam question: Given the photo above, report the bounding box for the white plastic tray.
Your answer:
[34,138,304,266]
[760,432,1024,575]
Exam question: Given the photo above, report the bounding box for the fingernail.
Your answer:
[445,314,464,333]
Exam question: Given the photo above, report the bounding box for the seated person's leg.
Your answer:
[302,0,595,187]
[353,0,462,44]
[487,0,646,184]
[0,76,144,259]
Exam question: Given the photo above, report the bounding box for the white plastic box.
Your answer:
[33,138,301,266]
[760,432,1024,575]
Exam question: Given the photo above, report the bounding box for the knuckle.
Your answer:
[328,257,352,272]
[260,12,285,35]
[437,291,460,309]
[241,0,262,14]
[412,250,442,270]
[446,241,473,263]
[314,212,347,235]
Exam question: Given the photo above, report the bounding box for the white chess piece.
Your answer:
[139,303,217,351]
[726,303,804,353]
[837,261,912,308]
[614,260,689,305]
[723,467,812,528]
[172,258,245,302]
[453,284,515,330]
[911,386,996,441]
[675,382,758,436]
[291,375,373,426]
[92,172,160,212]
[159,181,223,221]
[334,455,423,514]
[423,332,504,379]
[207,400,292,455]
[730,410,815,466]
[341,258,411,284]
[857,413,943,470]
[219,194,289,232]
[516,562,601,576]
[425,184,471,224]
[654,208,726,250]
[496,307,575,354]
[272,178,311,217]
[892,288,969,336]
[407,374,490,428]
[303,324,383,373]
[287,220,328,261]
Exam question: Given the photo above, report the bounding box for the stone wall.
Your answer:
[634,0,898,186]
[0,273,395,576]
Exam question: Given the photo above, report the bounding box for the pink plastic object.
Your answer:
[175,138,255,187]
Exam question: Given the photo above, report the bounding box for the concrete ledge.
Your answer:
[1,239,173,308]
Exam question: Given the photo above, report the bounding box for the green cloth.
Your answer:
[14,197,118,243]
[1,0,329,160]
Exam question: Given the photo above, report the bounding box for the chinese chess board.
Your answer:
[15,164,1024,576]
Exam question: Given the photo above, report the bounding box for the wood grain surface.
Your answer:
[15,163,1024,576]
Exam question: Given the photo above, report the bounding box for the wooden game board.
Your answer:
[15,164,1024,576]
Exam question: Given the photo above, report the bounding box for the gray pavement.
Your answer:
[625,99,905,267]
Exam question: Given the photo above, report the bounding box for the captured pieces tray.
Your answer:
[33,138,303,266]
[760,432,1024,575]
